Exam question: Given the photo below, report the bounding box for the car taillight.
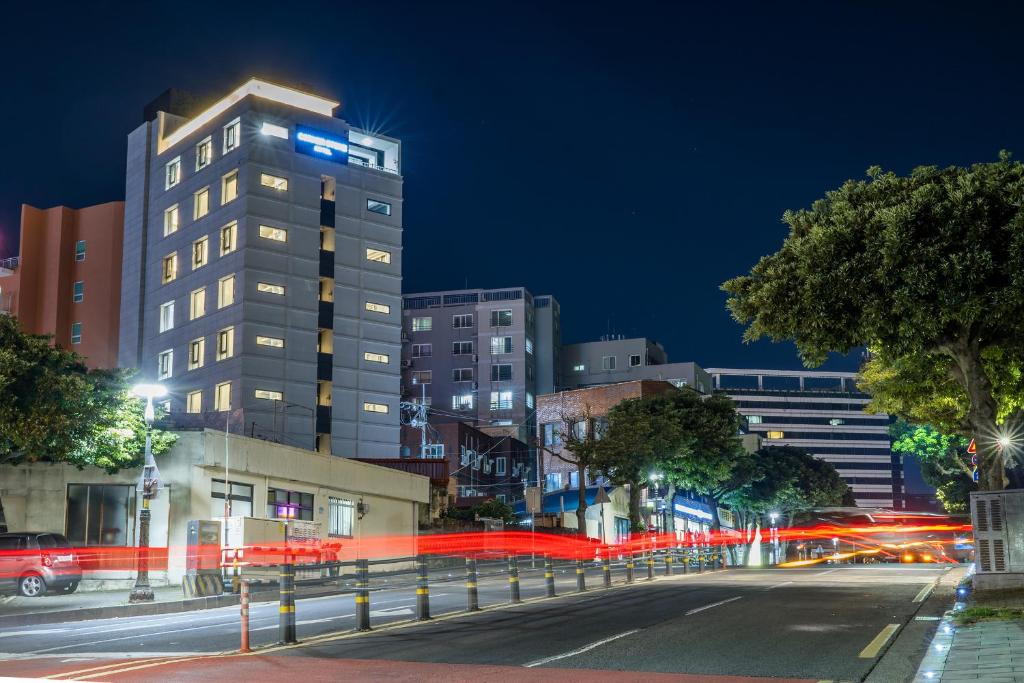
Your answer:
[41,553,53,567]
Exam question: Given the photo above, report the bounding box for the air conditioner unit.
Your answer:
[971,489,1024,590]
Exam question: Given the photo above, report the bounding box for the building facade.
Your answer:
[0,201,125,368]
[707,368,902,509]
[400,287,560,443]
[560,336,711,394]
[118,78,402,458]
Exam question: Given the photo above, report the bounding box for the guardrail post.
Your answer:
[626,554,634,583]
[698,549,705,573]
[647,548,655,580]
[664,549,674,576]
[544,556,556,597]
[278,553,296,644]
[239,579,251,653]
[508,554,521,603]
[416,555,430,620]
[576,558,586,592]
[466,557,479,611]
[602,554,611,588]
[355,558,370,631]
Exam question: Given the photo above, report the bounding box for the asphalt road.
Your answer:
[0,563,955,681]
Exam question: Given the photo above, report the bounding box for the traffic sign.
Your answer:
[971,454,978,466]
[973,470,980,483]
[593,487,611,506]
[967,438,977,454]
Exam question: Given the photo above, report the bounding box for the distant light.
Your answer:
[361,136,374,146]
[934,644,944,652]
[924,672,935,679]
[999,436,1012,448]
[260,122,289,139]
[132,383,167,399]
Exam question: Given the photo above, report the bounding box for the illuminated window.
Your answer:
[157,350,173,380]
[267,488,313,521]
[74,240,86,262]
[195,137,212,170]
[260,173,288,191]
[766,430,785,440]
[218,274,235,308]
[190,287,206,319]
[256,335,284,348]
[365,301,390,314]
[166,157,181,189]
[159,301,174,332]
[412,370,431,385]
[526,392,534,409]
[194,187,210,219]
[363,402,389,414]
[223,118,240,153]
[490,310,512,327]
[366,199,391,216]
[221,170,238,204]
[411,343,431,358]
[452,394,474,411]
[526,338,534,354]
[257,282,285,295]
[747,415,763,424]
[259,225,287,242]
[219,221,237,256]
[255,389,284,401]
[491,336,512,354]
[214,381,231,411]
[188,338,205,370]
[453,368,473,382]
[489,390,513,411]
[491,364,512,381]
[162,252,177,283]
[70,322,82,344]
[453,314,473,328]
[364,351,389,364]
[192,236,209,270]
[260,121,289,139]
[829,418,846,426]
[187,390,202,413]
[164,205,179,236]
[72,281,84,303]
[365,247,391,264]
[216,326,234,360]
[573,363,585,373]
[411,317,432,331]
[453,341,473,355]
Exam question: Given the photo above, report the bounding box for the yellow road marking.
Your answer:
[859,623,900,658]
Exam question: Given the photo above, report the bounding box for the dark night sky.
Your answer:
[2,1,1022,372]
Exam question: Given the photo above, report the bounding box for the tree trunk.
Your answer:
[575,463,588,537]
[628,481,643,530]
[949,340,1004,490]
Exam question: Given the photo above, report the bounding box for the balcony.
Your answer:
[348,129,400,175]
[0,257,18,277]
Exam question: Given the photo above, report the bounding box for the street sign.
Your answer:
[973,470,980,482]
[971,454,978,465]
[593,487,611,506]
[525,487,542,514]
[967,438,977,454]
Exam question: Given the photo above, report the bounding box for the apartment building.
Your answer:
[400,288,560,443]
[0,201,124,368]
[560,336,711,394]
[707,368,902,509]
[118,78,402,458]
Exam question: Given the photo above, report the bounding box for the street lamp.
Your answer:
[769,512,779,565]
[129,383,166,603]
[648,473,665,532]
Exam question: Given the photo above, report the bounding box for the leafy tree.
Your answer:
[555,406,604,535]
[889,418,975,513]
[723,154,1024,490]
[472,498,516,524]
[0,315,176,471]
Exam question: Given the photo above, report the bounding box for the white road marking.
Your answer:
[523,629,641,668]
[0,651,217,661]
[685,596,742,615]
[251,615,354,632]
[813,568,842,577]
[765,581,794,590]
[369,607,414,617]
[0,629,71,638]
[914,615,941,621]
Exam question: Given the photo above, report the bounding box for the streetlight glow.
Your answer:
[131,383,168,399]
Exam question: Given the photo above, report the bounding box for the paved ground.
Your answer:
[937,619,1024,682]
[0,563,956,681]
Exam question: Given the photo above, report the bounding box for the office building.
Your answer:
[0,201,124,368]
[118,78,402,458]
[560,336,711,394]
[400,287,560,443]
[707,368,902,509]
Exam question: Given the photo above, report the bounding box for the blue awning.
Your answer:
[514,487,616,516]
[672,493,714,522]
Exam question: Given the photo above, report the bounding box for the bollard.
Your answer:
[466,557,480,611]
[602,555,611,588]
[355,558,370,631]
[647,549,655,580]
[416,555,430,620]
[544,556,556,597]
[682,552,689,574]
[576,558,586,592]
[664,550,674,576]
[626,555,634,583]
[278,554,296,644]
[508,554,521,603]
[239,579,251,653]
[698,550,705,573]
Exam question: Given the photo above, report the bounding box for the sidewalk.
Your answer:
[938,620,1024,681]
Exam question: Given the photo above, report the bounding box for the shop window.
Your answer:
[65,484,131,546]
[267,487,314,521]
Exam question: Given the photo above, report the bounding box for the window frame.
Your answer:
[453,313,474,329]
[192,236,209,270]
[220,221,238,255]
[221,169,239,205]
[214,381,232,411]
[259,225,288,242]
[165,156,181,190]
[490,309,512,327]
[194,187,210,219]
[452,341,473,355]
[187,389,203,413]
[159,301,175,333]
[74,240,86,262]
[195,136,213,170]
[365,301,390,314]
[223,117,241,154]
[411,316,432,332]
[260,172,288,191]
[217,274,235,309]
[491,364,512,381]
[164,205,179,236]
[366,198,392,216]
[365,247,391,264]
[72,280,84,303]
[256,335,284,348]
[188,337,205,370]
[70,322,82,344]
[257,282,285,295]
[157,349,173,380]
[216,326,234,360]
[162,252,178,284]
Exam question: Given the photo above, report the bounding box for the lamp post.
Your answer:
[769,512,779,565]
[129,383,166,603]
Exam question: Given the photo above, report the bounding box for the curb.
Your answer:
[910,609,956,682]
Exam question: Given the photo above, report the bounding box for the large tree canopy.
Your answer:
[889,418,975,513]
[0,315,176,471]
[723,154,1024,490]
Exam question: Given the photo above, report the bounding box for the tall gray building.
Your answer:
[560,336,711,394]
[707,368,902,509]
[119,78,402,458]
[400,288,560,443]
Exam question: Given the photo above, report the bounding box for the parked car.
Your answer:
[0,533,83,597]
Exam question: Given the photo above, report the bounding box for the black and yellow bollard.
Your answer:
[355,558,370,631]
[698,550,705,573]
[576,558,586,592]
[416,555,430,620]
[466,557,479,611]
[544,556,556,597]
[508,554,521,603]
[682,552,689,574]
[664,551,674,576]
[278,554,296,644]
[647,550,655,580]
[602,555,611,588]
[626,555,634,583]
